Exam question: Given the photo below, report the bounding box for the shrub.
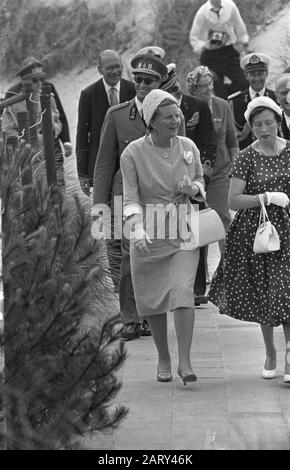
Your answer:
[0,140,127,449]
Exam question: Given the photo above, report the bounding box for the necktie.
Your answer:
[210,7,222,18]
[108,87,118,107]
[140,109,146,127]
[255,93,260,98]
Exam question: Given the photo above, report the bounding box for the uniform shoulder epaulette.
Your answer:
[110,101,130,112]
[227,91,242,101]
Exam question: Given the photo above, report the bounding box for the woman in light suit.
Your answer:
[120,90,206,385]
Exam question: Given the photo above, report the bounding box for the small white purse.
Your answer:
[253,194,280,253]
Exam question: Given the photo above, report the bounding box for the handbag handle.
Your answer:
[258,194,269,224]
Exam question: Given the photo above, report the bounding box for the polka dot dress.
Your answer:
[208,143,290,327]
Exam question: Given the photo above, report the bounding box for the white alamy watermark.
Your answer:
[91,196,201,250]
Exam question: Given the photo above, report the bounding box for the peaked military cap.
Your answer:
[131,53,168,80]
[135,46,165,59]
[16,56,46,80]
[241,53,270,72]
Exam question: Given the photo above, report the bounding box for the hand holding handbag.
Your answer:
[183,206,226,249]
[253,194,280,253]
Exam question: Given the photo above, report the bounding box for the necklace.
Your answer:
[257,139,279,156]
[149,134,172,159]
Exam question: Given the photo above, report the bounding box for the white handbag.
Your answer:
[183,206,226,249]
[253,194,280,253]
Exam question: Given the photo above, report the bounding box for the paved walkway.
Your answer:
[84,243,290,450]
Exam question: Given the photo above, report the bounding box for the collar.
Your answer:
[208,0,223,13]
[103,78,121,94]
[135,96,143,115]
[210,6,222,14]
[283,112,290,128]
[249,86,266,100]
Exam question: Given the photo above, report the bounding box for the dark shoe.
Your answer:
[121,322,142,341]
[195,295,208,306]
[141,319,152,336]
[177,367,197,386]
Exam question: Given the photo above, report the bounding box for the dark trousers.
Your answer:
[200,45,248,100]
[106,238,121,292]
[120,238,140,326]
[193,201,206,296]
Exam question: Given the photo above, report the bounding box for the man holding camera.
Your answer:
[189,0,249,99]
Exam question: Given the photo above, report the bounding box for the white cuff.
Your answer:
[123,204,142,219]
[193,181,206,200]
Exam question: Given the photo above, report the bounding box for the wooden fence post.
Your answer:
[40,84,57,188]
[0,198,6,450]
[17,111,32,186]
[24,83,38,149]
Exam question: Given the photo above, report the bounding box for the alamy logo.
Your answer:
[91,196,201,250]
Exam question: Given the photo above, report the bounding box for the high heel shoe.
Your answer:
[262,368,277,379]
[262,356,277,379]
[177,367,197,386]
[284,374,290,383]
[157,367,172,383]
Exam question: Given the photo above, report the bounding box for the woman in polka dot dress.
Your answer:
[208,96,290,383]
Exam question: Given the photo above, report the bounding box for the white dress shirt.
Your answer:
[135,97,143,117]
[189,0,249,54]
[249,87,266,100]
[103,78,121,105]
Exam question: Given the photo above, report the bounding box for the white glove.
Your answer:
[131,225,152,253]
[266,192,289,208]
[131,226,152,243]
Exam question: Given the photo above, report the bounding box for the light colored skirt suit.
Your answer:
[120,135,205,317]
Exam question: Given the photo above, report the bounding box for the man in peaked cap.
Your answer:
[93,52,169,341]
[2,57,66,186]
[228,52,277,150]
[275,73,290,140]
[4,57,73,159]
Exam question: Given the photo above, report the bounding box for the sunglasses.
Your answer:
[134,75,157,85]
[32,78,42,83]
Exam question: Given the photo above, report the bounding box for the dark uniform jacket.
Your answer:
[180,93,216,184]
[76,78,135,185]
[280,113,290,140]
[228,88,277,150]
[5,81,70,145]
[93,98,186,206]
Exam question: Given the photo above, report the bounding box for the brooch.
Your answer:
[183,150,193,164]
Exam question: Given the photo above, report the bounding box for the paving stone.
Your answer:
[83,243,290,450]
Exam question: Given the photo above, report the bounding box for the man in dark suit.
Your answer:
[4,57,72,158]
[228,52,277,149]
[93,52,168,340]
[276,73,290,140]
[76,49,135,195]
[161,64,217,306]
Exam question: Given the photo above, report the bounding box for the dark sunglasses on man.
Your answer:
[133,75,157,86]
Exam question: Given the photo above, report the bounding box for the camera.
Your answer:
[209,31,224,46]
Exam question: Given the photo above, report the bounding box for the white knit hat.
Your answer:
[244,96,282,124]
[142,89,177,126]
